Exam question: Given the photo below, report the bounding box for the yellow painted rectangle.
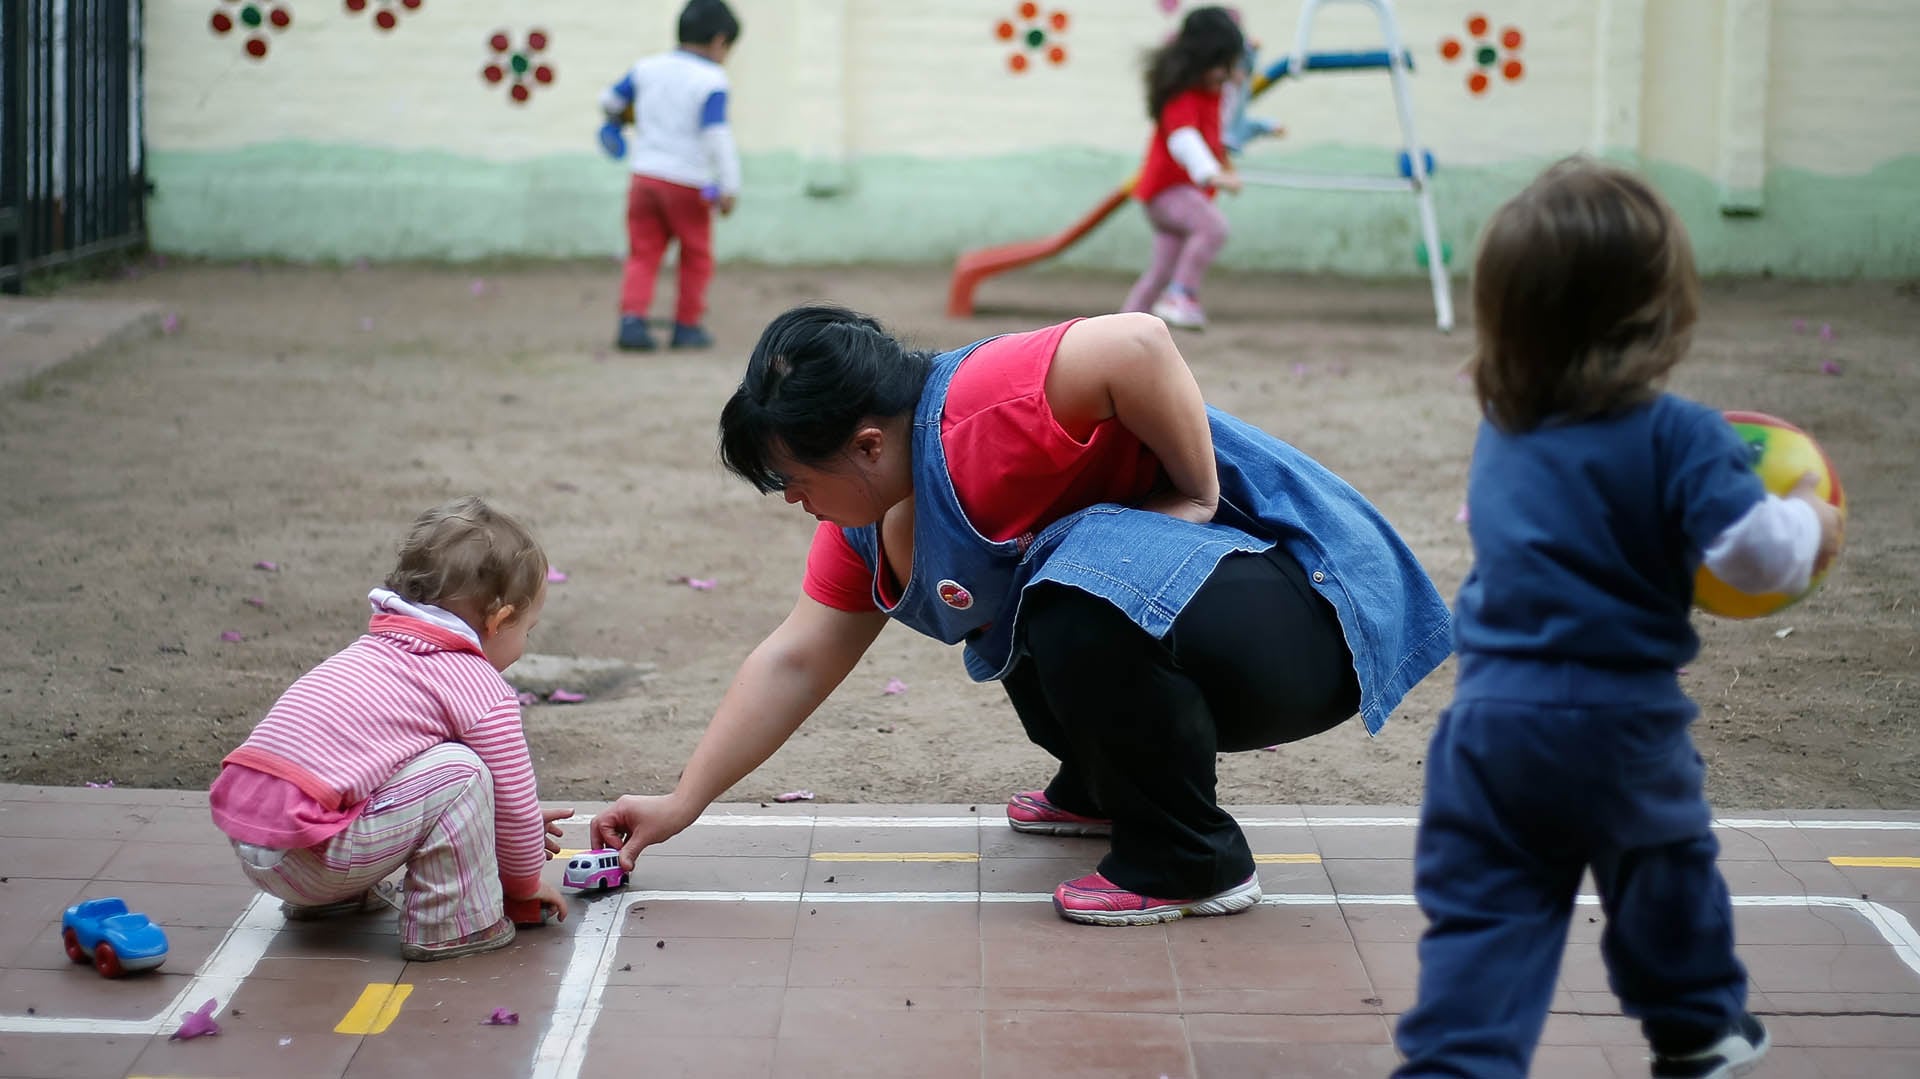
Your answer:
[1829,856,1920,868]
[334,982,414,1035]
[1253,854,1323,864]
[811,852,980,862]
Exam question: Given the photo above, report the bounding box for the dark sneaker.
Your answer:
[399,916,516,962]
[1006,790,1112,837]
[1652,1014,1770,1078]
[669,322,713,349]
[281,880,401,921]
[616,315,656,351]
[1053,871,1261,926]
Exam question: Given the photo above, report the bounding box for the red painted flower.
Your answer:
[346,0,419,32]
[208,2,291,61]
[1439,12,1525,96]
[995,2,1071,73]
[483,28,555,106]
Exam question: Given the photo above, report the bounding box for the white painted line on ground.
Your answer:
[525,887,1920,1079]
[529,894,628,1079]
[628,813,1920,832]
[0,892,281,1036]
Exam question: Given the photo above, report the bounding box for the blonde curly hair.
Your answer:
[383,496,547,622]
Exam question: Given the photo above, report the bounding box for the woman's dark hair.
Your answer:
[678,0,740,46]
[1471,156,1700,433]
[719,305,933,494]
[1145,6,1245,119]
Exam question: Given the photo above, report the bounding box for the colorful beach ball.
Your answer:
[1694,411,1845,620]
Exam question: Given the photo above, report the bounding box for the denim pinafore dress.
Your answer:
[840,341,1451,735]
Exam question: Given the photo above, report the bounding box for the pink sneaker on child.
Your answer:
[1052,871,1261,926]
[1006,790,1113,837]
[1150,292,1208,331]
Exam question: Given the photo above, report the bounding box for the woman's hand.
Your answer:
[590,793,700,872]
[1138,488,1219,526]
[591,598,888,874]
[1046,313,1221,522]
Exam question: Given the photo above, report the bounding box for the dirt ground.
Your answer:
[2,260,1915,811]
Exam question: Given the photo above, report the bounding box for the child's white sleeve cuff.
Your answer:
[701,125,742,195]
[1701,494,1821,596]
[1167,127,1222,185]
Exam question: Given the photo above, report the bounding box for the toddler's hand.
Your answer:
[542,805,574,857]
[717,193,737,217]
[525,879,568,923]
[1213,171,1244,194]
[1788,471,1844,573]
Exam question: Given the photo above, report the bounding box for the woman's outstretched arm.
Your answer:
[591,595,888,869]
[1044,312,1220,524]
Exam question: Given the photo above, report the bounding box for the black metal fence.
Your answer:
[0,0,145,293]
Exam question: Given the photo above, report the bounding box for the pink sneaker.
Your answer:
[1006,791,1112,837]
[1052,871,1261,926]
[1150,293,1207,331]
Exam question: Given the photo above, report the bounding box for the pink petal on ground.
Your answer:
[1261,745,1280,752]
[883,678,908,696]
[1818,323,1833,340]
[516,691,540,706]
[546,567,569,583]
[483,1007,519,1026]
[1453,503,1470,524]
[253,560,279,572]
[548,689,586,704]
[171,998,221,1040]
[1291,362,1309,377]
[685,577,716,591]
[773,790,815,803]
[243,596,266,609]
[86,780,115,788]
[1821,360,1842,375]
[358,317,374,332]
[220,630,244,643]
[1791,319,1807,333]
[161,313,180,335]
[470,279,489,296]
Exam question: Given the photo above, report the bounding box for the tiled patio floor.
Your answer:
[2,785,1916,1078]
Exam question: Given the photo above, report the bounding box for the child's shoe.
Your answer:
[1006,790,1112,837]
[399,916,516,962]
[1150,290,1208,331]
[1651,1014,1770,1078]
[616,315,657,351]
[1052,871,1260,926]
[281,880,402,921]
[669,322,713,349]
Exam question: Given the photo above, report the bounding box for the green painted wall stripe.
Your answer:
[145,145,1920,278]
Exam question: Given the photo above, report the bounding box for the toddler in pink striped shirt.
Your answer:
[210,496,572,961]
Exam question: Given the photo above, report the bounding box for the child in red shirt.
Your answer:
[1121,6,1246,331]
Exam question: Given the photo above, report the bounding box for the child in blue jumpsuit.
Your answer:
[1392,158,1844,1079]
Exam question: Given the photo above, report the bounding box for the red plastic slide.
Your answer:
[945,181,1136,318]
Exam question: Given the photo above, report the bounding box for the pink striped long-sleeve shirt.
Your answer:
[211,613,546,898]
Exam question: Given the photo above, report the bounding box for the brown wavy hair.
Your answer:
[1145,6,1244,119]
[383,496,546,622]
[1470,157,1700,432]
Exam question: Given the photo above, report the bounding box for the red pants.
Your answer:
[620,175,713,326]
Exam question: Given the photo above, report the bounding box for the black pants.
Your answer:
[1002,546,1361,898]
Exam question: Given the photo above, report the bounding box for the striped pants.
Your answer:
[234,743,504,947]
